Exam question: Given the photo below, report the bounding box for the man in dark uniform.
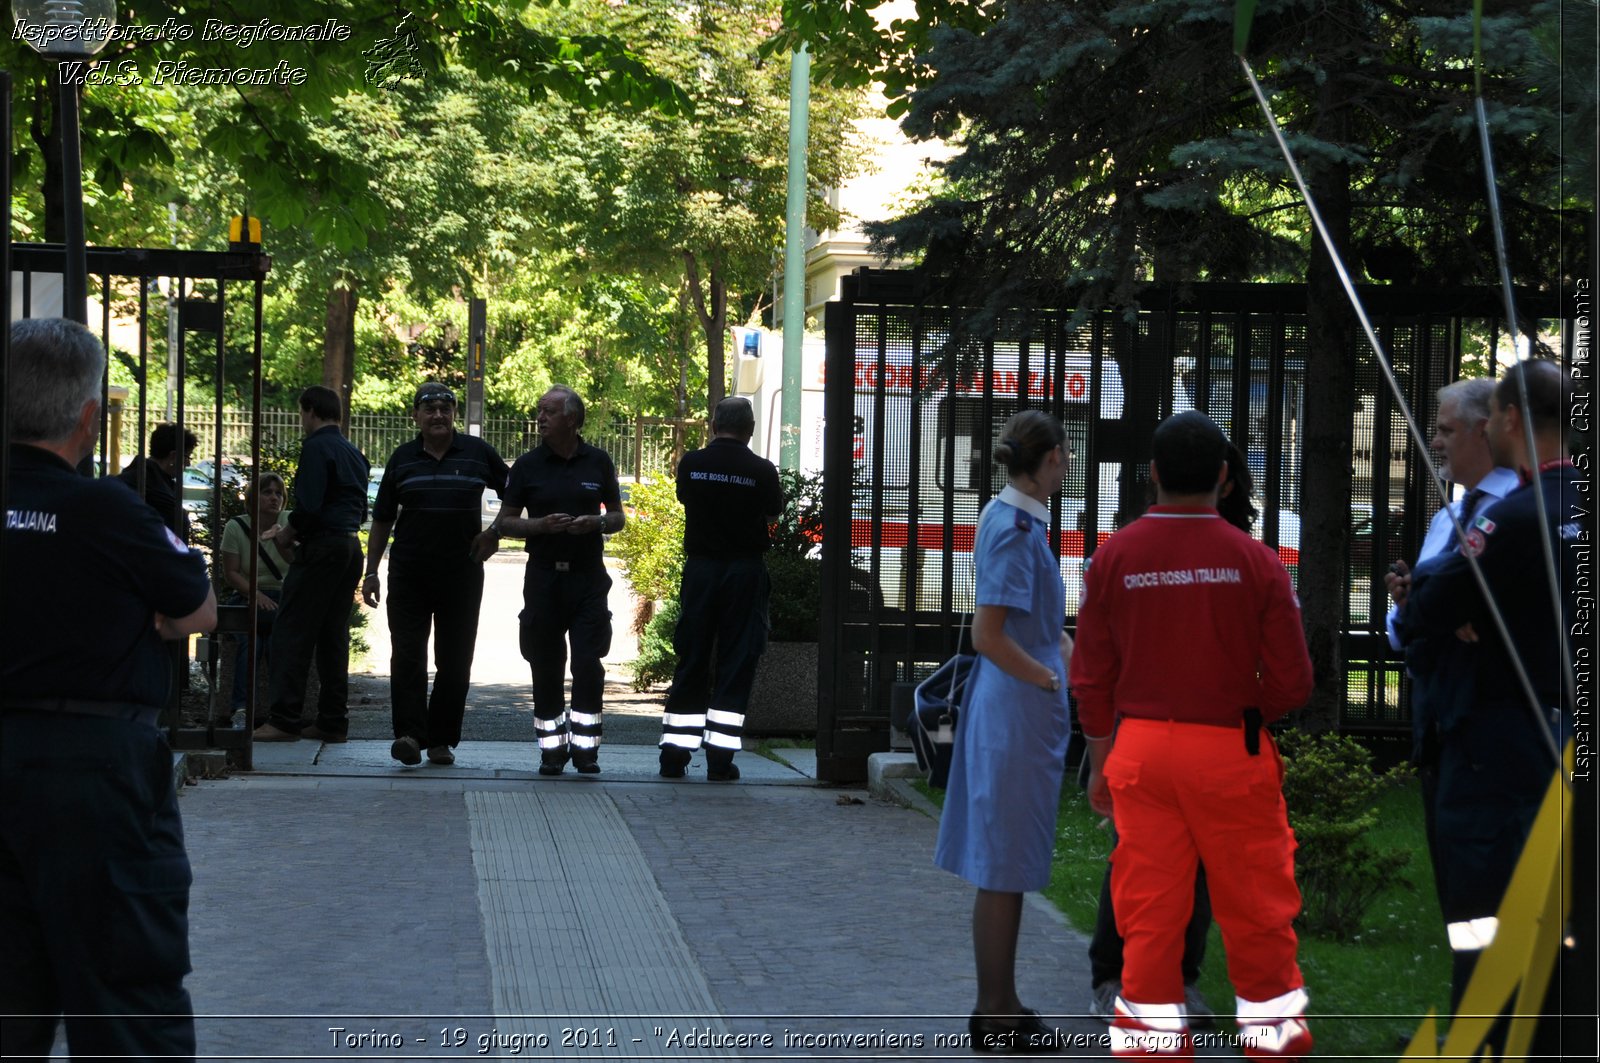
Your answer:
[1404,358,1589,1045]
[657,397,784,782]
[497,385,625,775]
[253,385,370,743]
[118,421,198,542]
[363,382,509,766]
[1382,378,1518,916]
[2,317,217,1060]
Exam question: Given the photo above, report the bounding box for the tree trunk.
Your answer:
[675,279,691,419]
[1297,43,1358,734]
[683,251,728,422]
[29,81,63,244]
[322,284,358,429]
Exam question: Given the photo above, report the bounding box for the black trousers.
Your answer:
[1435,706,1561,1011]
[228,589,281,713]
[267,535,363,736]
[519,565,612,753]
[661,556,770,755]
[0,712,195,1061]
[387,559,485,748]
[1089,845,1211,989]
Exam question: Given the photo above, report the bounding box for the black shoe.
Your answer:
[572,753,600,774]
[968,1008,1059,1054]
[706,761,741,782]
[390,736,422,766]
[659,747,691,779]
[538,751,568,776]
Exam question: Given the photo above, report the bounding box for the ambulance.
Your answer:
[730,326,1134,612]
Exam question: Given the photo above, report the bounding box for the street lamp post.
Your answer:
[11,0,117,325]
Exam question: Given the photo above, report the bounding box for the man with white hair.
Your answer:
[2,317,216,1060]
[497,385,626,775]
[1383,377,1517,905]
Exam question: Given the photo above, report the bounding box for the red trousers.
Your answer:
[1106,719,1305,1006]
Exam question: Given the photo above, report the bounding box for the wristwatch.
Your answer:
[1042,672,1060,693]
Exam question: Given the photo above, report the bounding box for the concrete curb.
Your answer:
[867,751,943,819]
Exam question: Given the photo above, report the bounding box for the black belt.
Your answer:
[4,697,162,728]
[1119,711,1265,755]
[528,558,603,572]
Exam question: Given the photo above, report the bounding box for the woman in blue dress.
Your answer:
[935,409,1074,1052]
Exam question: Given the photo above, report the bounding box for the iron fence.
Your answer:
[816,269,1569,783]
[112,409,695,481]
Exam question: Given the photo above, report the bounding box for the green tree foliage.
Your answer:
[530,0,865,421]
[3,0,687,243]
[858,0,1582,313]
[4,0,689,404]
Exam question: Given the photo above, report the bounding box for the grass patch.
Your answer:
[752,737,815,763]
[921,771,1449,1055]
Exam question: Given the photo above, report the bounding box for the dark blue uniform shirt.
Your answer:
[287,424,370,538]
[1406,462,1585,718]
[503,440,621,569]
[3,444,211,708]
[373,432,509,566]
[677,438,783,558]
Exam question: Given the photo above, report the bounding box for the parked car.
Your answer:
[181,459,244,513]
[364,466,385,529]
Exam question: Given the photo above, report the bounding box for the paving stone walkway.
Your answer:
[176,761,1106,1060]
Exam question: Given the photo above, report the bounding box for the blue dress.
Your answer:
[934,487,1072,892]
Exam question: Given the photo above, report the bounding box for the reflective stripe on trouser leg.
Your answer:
[1236,988,1312,1059]
[703,708,744,751]
[660,712,706,751]
[1447,916,1499,952]
[534,711,569,751]
[1110,998,1191,1059]
[568,709,602,751]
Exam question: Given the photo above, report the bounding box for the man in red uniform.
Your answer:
[1071,411,1314,1060]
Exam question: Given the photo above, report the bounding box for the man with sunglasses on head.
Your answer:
[496,385,625,776]
[365,383,509,767]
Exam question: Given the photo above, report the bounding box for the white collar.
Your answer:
[1473,466,1520,500]
[998,484,1050,524]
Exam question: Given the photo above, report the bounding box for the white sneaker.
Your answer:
[1089,981,1121,1024]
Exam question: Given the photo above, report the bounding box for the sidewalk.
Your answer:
[176,749,1106,1060]
[173,551,1111,1059]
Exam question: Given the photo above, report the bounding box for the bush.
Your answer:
[767,551,822,642]
[764,468,824,641]
[631,597,680,691]
[612,477,685,605]
[1278,729,1414,940]
[769,467,825,557]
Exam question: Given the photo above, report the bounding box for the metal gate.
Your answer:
[816,268,1562,783]
[9,242,272,766]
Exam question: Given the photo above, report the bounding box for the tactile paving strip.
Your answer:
[467,789,730,1056]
